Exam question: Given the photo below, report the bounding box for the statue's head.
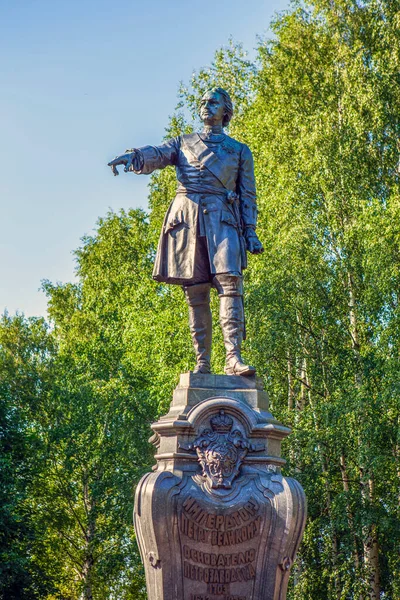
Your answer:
[199,87,233,128]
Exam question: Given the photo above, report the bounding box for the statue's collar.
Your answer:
[200,126,226,143]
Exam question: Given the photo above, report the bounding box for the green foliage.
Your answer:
[241,1,400,597]
[1,2,400,598]
[0,314,56,599]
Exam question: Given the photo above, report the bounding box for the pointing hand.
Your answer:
[107,149,137,176]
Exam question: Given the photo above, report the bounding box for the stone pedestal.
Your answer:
[134,374,306,600]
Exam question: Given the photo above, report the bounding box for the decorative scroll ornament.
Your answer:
[182,411,264,489]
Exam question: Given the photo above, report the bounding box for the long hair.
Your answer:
[201,87,234,128]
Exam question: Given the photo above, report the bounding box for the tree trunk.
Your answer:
[297,356,307,412]
[347,271,362,386]
[346,270,380,598]
[321,452,341,599]
[360,472,380,600]
[287,356,295,411]
[340,453,360,572]
[80,478,95,600]
[81,558,94,600]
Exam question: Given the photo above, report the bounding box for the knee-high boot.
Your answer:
[214,275,256,377]
[183,283,212,374]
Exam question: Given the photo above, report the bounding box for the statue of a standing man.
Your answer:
[108,87,263,376]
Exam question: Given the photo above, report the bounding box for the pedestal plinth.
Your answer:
[134,374,306,600]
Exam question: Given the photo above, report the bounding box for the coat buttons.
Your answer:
[203,209,209,214]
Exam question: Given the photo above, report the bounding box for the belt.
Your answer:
[177,185,238,204]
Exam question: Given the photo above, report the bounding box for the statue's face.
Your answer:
[199,91,225,126]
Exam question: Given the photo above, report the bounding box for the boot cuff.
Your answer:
[183,282,211,305]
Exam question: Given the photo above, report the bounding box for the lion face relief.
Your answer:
[205,442,238,488]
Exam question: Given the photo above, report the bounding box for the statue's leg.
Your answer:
[183,282,212,374]
[213,274,256,377]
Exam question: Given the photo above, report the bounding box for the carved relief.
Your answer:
[148,551,161,569]
[181,411,264,489]
[279,556,293,572]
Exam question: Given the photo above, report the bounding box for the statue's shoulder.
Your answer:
[222,135,247,156]
[224,134,242,148]
[226,136,254,161]
[226,135,251,150]
[180,133,197,144]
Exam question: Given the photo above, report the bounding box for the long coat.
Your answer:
[133,133,258,285]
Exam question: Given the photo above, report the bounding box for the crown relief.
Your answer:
[210,410,234,433]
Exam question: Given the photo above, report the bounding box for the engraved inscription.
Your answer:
[184,546,256,566]
[180,495,261,599]
[180,496,261,546]
[183,560,256,583]
[183,545,256,585]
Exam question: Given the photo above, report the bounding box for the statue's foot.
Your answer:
[193,363,211,375]
[225,359,256,377]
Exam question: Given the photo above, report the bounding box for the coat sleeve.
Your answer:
[130,137,180,175]
[237,144,258,229]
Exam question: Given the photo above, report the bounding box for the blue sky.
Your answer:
[1,0,289,317]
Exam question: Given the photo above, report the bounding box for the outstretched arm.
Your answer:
[108,138,180,176]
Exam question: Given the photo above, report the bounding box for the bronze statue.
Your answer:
[108,87,263,376]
